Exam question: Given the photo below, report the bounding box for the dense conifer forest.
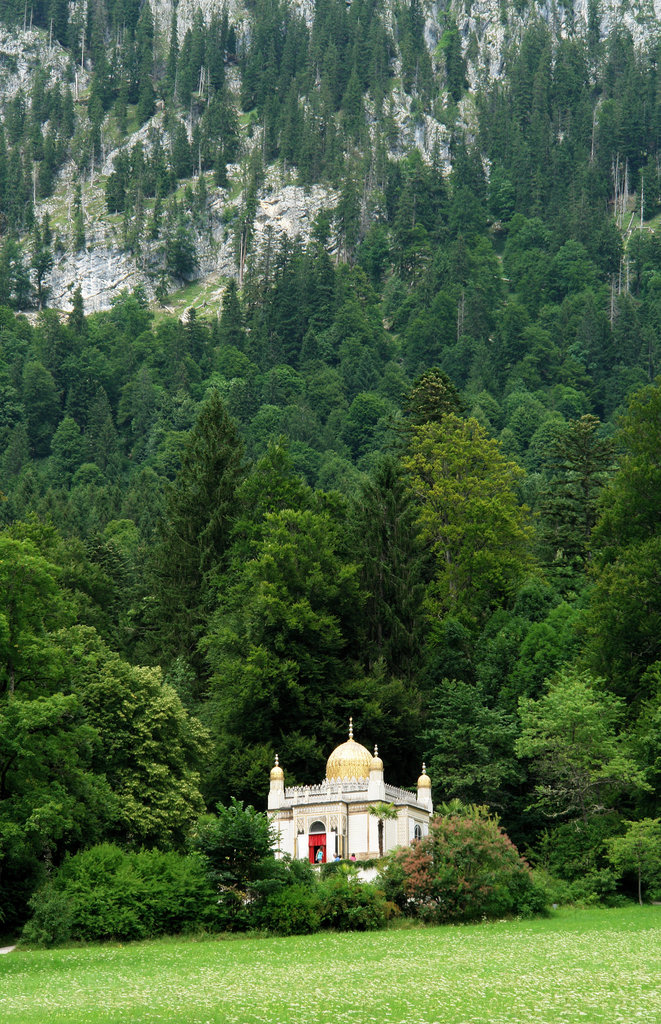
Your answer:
[1,0,661,933]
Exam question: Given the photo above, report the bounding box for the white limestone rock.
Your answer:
[0,26,75,103]
[45,177,339,313]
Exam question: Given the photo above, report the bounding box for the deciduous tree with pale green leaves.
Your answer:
[0,535,65,697]
[403,415,534,627]
[605,818,661,905]
[65,626,209,850]
[423,677,522,810]
[516,670,649,822]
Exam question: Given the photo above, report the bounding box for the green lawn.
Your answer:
[2,907,659,1024]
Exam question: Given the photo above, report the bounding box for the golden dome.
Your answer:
[270,754,284,781]
[326,719,372,781]
[370,744,384,772]
[417,763,431,789]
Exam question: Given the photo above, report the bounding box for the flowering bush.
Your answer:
[382,805,549,923]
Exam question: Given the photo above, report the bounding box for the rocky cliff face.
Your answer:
[45,176,338,314]
[154,0,661,52]
[0,26,73,99]
[7,0,661,313]
[444,0,661,90]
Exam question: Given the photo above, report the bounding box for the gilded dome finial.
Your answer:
[349,716,353,740]
[374,744,378,757]
[418,762,431,788]
[270,753,284,781]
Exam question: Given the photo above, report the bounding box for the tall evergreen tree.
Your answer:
[350,457,427,681]
[151,391,245,673]
[537,415,614,585]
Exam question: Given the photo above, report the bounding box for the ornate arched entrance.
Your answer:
[308,820,326,864]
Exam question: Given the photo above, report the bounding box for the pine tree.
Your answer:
[538,415,614,585]
[72,182,85,250]
[217,279,246,350]
[166,6,179,97]
[150,391,245,670]
[31,217,53,310]
[171,120,192,179]
[50,415,85,485]
[65,287,84,338]
[350,457,427,681]
[164,213,199,280]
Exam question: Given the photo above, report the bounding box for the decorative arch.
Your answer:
[308,819,327,863]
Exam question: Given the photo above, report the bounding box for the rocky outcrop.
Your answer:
[439,0,661,92]
[47,248,150,312]
[45,178,339,314]
[252,183,340,246]
[150,0,661,73]
[0,26,73,100]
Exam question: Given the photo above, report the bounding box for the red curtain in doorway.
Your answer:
[308,834,326,864]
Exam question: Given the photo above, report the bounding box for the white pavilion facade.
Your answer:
[268,719,432,862]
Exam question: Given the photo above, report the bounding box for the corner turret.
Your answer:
[367,744,386,800]
[268,754,285,810]
[417,763,432,811]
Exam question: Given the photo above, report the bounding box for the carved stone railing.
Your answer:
[284,778,369,800]
[384,783,418,803]
[281,779,419,805]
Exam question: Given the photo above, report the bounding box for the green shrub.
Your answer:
[530,868,573,908]
[318,874,388,931]
[193,800,276,889]
[22,886,74,947]
[214,887,252,932]
[568,869,621,906]
[262,884,322,935]
[537,815,624,882]
[22,844,216,946]
[506,866,552,917]
[320,860,343,878]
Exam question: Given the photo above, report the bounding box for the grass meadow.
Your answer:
[1,907,659,1024]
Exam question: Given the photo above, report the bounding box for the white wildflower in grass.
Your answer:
[1,907,659,1023]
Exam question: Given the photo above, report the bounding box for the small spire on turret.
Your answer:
[417,762,431,791]
[270,754,284,782]
[348,716,353,740]
[370,743,384,774]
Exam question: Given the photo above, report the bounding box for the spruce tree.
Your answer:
[31,218,53,310]
[350,456,427,681]
[217,279,246,350]
[151,391,245,672]
[72,182,85,250]
[68,285,85,334]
